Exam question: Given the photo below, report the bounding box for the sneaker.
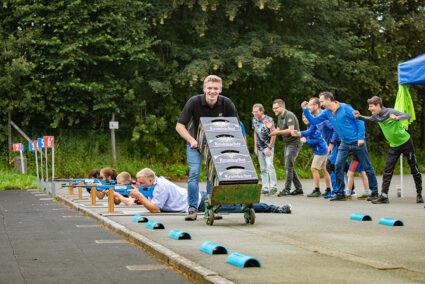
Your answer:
[307,190,321,197]
[273,204,292,214]
[372,195,389,204]
[417,194,424,203]
[357,193,371,200]
[330,195,346,201]
[269,188,278,195]
[322,188,331,196]
[277,189,290,197]
[323,192,336,199]
[185,207,197,221]
[367,193,379,201]
[346,189,356,200]
[289,189,304,195]
[345,190,352,200]
[261,189,270,195]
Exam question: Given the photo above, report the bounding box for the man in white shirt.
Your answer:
[128,168,188,213]
[129,168,292,214]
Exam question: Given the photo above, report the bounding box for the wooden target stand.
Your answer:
[102,188,123,214]
[67,181,120,213]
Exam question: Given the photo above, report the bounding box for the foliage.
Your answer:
[0,0,156,129]
[1,0,425,178]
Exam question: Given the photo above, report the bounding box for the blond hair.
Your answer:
[117,171,132,184]
[203,75,222,88]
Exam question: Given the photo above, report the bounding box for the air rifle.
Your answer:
[60,179,116,188]
[96,185,155,198]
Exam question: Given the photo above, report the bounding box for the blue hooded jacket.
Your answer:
[303,102,365,144]
[301,124,328,155]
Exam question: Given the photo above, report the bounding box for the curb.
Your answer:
[57,194,234,284]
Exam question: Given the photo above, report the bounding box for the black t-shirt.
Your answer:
[178,94,239,140]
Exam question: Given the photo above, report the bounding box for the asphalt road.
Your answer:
[0,190,193,284]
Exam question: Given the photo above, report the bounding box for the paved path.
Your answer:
[3,175,425,283]
[0,190,193,284]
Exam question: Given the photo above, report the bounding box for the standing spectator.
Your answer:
[176,75,239,220]
[302,92,379,201]
[353,96,423,204]
[265,99,303,196]
[292,114,331,197]
[305,97,341,196]
[252,103,278,195]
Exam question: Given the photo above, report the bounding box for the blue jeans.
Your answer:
[335,142,378,196]
[187,144,212,211]
[257,147,278,191]
[198,191,278,213]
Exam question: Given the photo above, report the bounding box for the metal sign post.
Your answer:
[110,114,118,165]
[30,141,40,189]
[38,138,46,192]
[45,147,48,195]
[13,143,25,174]
[44,136,55,197]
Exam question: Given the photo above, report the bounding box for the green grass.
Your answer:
[0,163,37,190]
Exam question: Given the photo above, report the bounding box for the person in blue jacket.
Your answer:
[293,114,331,197]
[305,97,341,197]
[301,92,378,201]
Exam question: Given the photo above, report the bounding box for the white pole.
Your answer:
[45,147,49,195]
[40,149,44,192]
[400,153,403,197]
[35,149,40,190]
[51,146,55,197]
[19,149,25,174]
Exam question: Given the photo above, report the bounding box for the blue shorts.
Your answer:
[349,160,365,172]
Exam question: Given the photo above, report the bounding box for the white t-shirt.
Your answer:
[150,177,190,213]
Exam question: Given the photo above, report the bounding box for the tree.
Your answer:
[0,0,156,129]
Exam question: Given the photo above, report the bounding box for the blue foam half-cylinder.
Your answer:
[379,218,404,226]
[200,241,228,255]
[168,229,192,240]
[145,220,165,230]
[227,252,261,268]
[350,213,372,221]
[132,215,149,223]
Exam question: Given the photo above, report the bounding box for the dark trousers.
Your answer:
[382,138,422,194]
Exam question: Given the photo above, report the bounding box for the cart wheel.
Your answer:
[206,208,214,226]
[249,208,255,224]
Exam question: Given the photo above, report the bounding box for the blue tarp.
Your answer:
[398,53,425,85]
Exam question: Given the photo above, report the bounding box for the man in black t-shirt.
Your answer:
[176,75,239,221]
